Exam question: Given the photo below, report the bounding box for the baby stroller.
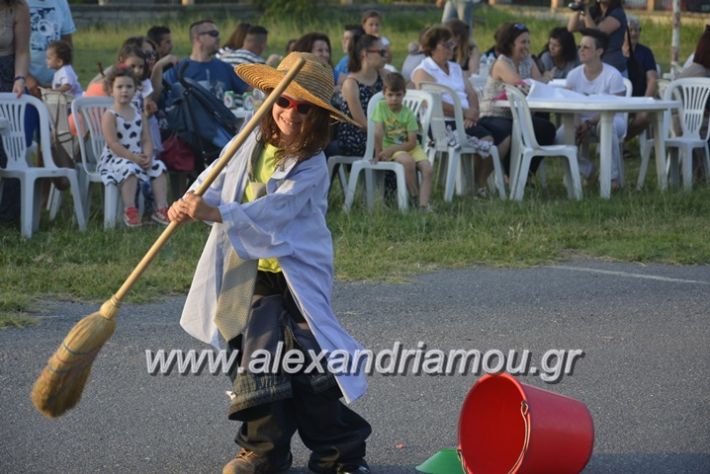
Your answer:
[161,61,239,173]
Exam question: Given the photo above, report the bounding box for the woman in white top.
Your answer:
[412,25,498,193]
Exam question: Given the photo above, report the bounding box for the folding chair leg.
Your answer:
[48,184,62,221]
[637,143,651,190]
[513,153,533,201]
[564,154,583,200]
[444,148,460,202]
[395,170,408,212]
[20,177,40,238]
[344,162,364,213]
[104,183,119,229]
[68,174,87,231]
[681,143,693,192]
[489,147,506,199]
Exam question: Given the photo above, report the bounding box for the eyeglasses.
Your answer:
[441,40,457,49]
[276,95,313,115]
[366,48,387,57]
[199,30,219,38]
[513,23,527,31]
[144,51,157,60]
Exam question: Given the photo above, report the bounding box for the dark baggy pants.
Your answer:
[227,271,371,470]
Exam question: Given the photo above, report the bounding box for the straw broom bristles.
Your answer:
[30,58,306,419]
[31,300,118,418]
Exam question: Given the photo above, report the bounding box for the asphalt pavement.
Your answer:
[1,259,709,473]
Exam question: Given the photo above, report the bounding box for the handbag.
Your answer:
[40,90,77,191]
[159,133,196,172]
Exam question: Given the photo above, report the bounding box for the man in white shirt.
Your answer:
[561,28,627,188]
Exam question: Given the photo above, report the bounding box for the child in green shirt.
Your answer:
[373,72,433,209]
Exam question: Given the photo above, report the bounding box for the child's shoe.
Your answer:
[123,207,141,228]
[151,207,170,225]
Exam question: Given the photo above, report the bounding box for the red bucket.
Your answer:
[458,373,594,474]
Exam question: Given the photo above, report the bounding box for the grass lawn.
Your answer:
[1,5,707,327]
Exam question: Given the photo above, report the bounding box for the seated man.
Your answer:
[147,25,173,60]
[163,19,248,103]
[558,28,627,189]
[624,16,658,140]
[217,25,268,67]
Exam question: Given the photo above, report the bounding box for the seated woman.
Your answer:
[537,27,579,80]
[445,19,481,77]
[412,25,500,195]
[334,33,386,157]
[292,32,333,69]
[478,22,556,177]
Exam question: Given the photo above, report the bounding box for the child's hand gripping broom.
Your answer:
[30,58,306,418]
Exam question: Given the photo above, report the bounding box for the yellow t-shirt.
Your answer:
[242,143,282,273]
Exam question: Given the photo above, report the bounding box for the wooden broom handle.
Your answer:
[100,58,306,318]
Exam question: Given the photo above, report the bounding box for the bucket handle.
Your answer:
[507,400,531,474]
[457,400,532,474]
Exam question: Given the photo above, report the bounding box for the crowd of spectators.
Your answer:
[0,0,709,227]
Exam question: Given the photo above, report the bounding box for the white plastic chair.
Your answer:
[579,78,632,188]
[342,90,433,212]
[40,88,79,221]
[71,96,125,228]
[0,93,86,238]
[506,86,582,201]
[419,81,506,201]
[660,78,710,191]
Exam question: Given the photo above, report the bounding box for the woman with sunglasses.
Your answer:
[168,52,372,474]
[335,32,386,157]
[567,0,627,75]
[478,22,556,178]
[412,25,499,196]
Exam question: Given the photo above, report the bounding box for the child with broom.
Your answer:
[167,52,372,474]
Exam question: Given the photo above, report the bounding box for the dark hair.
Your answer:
[421,25,453,57]
[259,101,332,163]
[48,40,72,65]
[495,22,529,57]
[345,24,363,34]
[383,72,406,93]
[590,0,624,22]
[293,32,332,66]
[348,32,380,72]
[103,64,140,96]
[580,27,609,53]
[247,25,268,37]
[189,19,215,41]
[117,45,148,80]
[147,26,170,46]
[285,38,297,53]
[548,26,578,63]
[361,9,382,24]
[225,22,250,50]
[693,24,710,69]
[445,19,472,67]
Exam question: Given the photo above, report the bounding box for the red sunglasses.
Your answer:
[276,96,313,115]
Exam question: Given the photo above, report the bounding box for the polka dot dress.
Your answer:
[97,105,166,187]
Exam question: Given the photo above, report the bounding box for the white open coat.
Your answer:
[179,131,368,403]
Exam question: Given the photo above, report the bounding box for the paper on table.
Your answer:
[527,80,656,103]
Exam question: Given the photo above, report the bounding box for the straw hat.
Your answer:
[236,52,360,127]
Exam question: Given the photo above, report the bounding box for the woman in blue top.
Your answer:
[169,52,372,474]
[567,0,627,75]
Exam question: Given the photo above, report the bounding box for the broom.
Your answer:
[31,57,306,418]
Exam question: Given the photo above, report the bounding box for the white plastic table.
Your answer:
[496,97,679,198]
